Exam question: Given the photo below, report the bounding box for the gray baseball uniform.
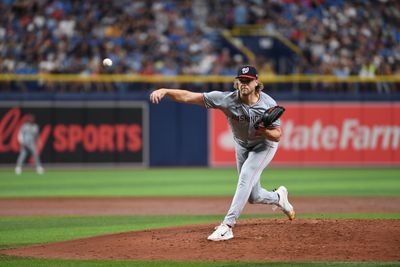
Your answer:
[16,122,42,169]
[203,90,280,226]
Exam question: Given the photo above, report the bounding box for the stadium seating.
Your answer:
[0,0,398,78]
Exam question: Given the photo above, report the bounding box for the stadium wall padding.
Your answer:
[1,92,399,167]
[149,101,208,166]
[0,96,209,167]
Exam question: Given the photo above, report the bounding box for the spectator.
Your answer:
[0,0,398,83]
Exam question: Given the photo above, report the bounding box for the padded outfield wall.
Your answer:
[0,97,208,167]
[209,102,400,166]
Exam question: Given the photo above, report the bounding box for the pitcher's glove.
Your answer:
[255,106,285,129]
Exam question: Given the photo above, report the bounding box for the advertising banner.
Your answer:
[0,101,148,166]
[209,102,400,166]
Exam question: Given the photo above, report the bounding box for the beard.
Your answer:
[239,86,252,96]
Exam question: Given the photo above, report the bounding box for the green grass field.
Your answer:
[1,168,399,197]
[0,167,399,267]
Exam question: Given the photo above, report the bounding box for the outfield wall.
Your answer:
[0,93,399,167]
[0,102,149,166]
[0,98,208,167]
[210,102,400,166]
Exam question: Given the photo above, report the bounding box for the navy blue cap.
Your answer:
[236,66,258,79]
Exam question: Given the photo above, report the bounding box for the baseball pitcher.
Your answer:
[15,114,44,175]
[150,65,295,241]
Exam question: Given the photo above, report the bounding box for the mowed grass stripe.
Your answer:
[1,255,399,267]
[0,255,399,267]
[0,168,399,197]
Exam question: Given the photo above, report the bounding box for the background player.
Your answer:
[150,65,295,241]
[15,114,44,175]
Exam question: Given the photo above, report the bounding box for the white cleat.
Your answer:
[15,167,22,175]
[207,223,233,241]
[275,186,295,220]
[36,166,44,175]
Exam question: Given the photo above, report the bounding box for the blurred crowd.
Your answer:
[0,0,239,76]
[0,0,399,79]
[265,0,400,77]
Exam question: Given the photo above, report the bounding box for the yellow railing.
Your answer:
[230,25,302,56]
[0,74,399,83]
[221,30,256,63]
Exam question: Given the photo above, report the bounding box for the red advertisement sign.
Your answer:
[0,101,148,165]
[209,102,400,166]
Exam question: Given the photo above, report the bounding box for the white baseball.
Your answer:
[102,58,113,67]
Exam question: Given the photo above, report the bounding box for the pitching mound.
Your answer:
[3,219,400,262]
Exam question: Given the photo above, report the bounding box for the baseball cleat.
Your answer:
[275,186,295,220]
[207,223,233,241]
[36,166,44,175]
[15,167,22,175]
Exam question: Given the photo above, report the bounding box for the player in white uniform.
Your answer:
[15,114,44,175]
[150,65,295,241]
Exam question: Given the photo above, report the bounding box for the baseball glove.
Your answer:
[255,105,285,128]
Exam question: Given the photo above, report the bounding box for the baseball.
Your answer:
[102,58,113,67]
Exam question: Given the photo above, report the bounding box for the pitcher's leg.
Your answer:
[235,143,248,174]
[223,144,277,226]
[248,180,279,205]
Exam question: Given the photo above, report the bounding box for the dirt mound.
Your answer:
[3,219,400,262]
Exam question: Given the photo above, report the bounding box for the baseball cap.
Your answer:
[236,65,258,79]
